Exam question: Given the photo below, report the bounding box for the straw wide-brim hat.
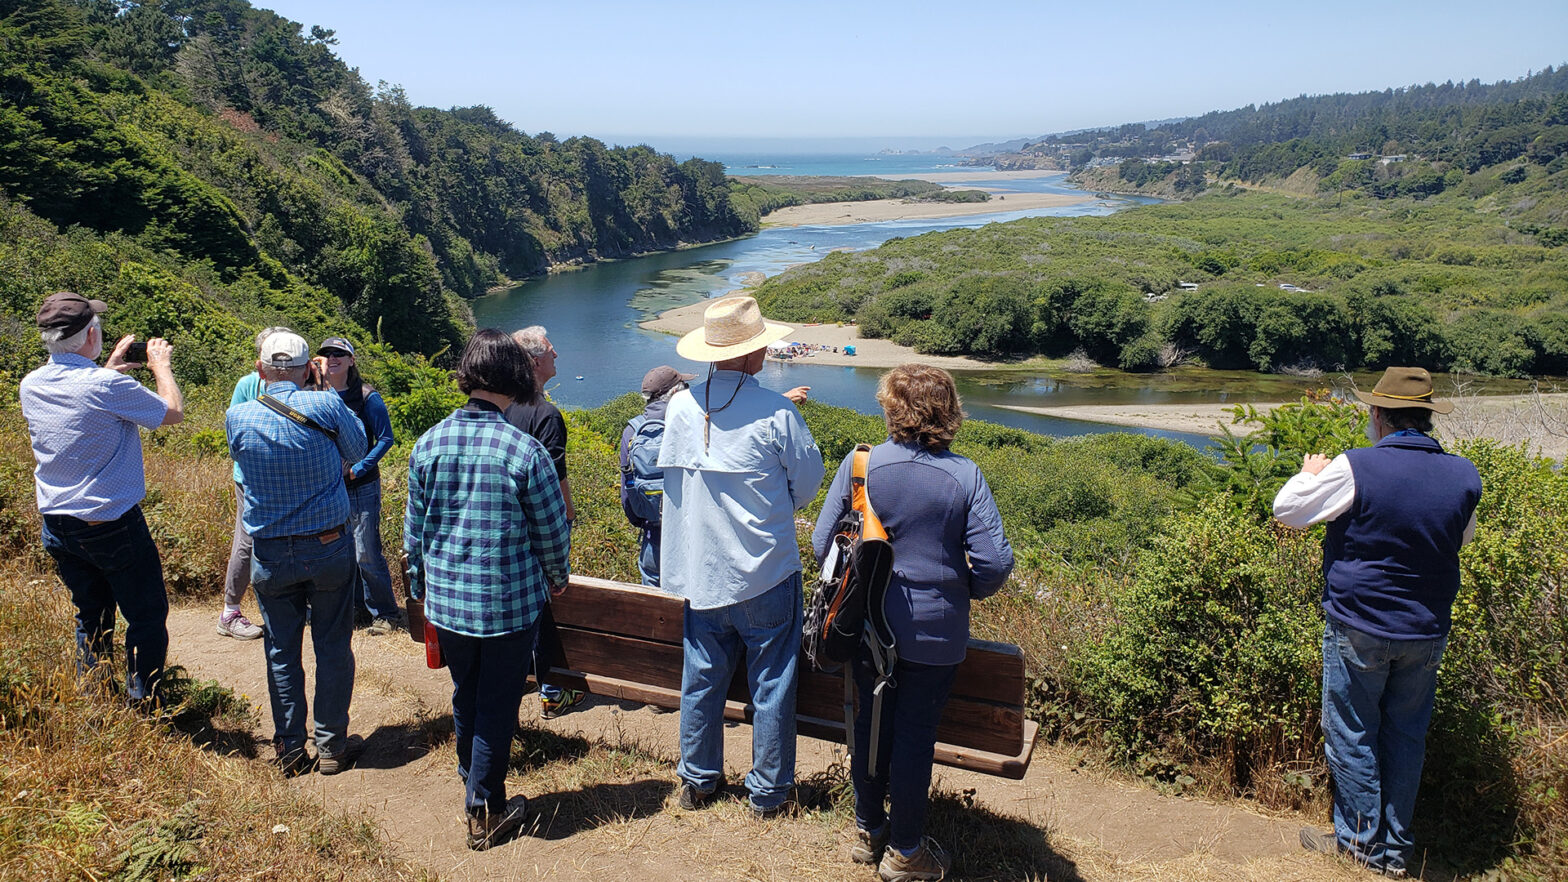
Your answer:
[1353,366,1453,414]
[676,296,793,362]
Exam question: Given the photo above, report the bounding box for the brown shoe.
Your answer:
[467,797,527,851]
[879,837,950,882]
[851,823,890,864]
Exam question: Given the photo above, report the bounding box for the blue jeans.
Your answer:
[637,526,661,589]
[40,507,169,702]
[251,530,357,757]
[439,621,538,815]
[852,654,958,851]
[678,573,802,810]
[348,481,400,621]
[1321,617,1447,874]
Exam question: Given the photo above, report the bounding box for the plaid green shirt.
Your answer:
[405,402,570,637]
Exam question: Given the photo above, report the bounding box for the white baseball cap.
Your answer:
[262,332,311,368]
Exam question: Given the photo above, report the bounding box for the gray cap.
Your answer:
[641,365,696,399]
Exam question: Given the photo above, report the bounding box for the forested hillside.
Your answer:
[0,0,752,364]
[758,67,1568,377]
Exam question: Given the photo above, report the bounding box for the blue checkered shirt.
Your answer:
[226,382,368,538]
[404,403,571,638]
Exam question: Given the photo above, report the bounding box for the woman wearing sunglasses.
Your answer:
[319,337,402,633]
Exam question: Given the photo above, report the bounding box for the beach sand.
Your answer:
[1002,397,1568,459]
[762,191,1092,227]
[640,301,991,371]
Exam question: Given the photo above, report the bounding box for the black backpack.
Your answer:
[803,444,899,768]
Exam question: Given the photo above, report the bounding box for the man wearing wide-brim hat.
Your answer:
[657,296,826,817]
[1273,367,1482,877]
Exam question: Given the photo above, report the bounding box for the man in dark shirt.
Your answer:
[506,326,580,718]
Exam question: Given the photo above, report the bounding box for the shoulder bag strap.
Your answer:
[850,444,887,541]
[258,393,338,441]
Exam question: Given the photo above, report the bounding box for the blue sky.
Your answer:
[258,0,1568,151]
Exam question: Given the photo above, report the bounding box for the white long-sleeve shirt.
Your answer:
[1272,453,1477,544]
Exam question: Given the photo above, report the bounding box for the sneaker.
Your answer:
[677,779,721,810]
[216,610,263,640]
[851,823,890,864]
[273,743,314,778]
[366,616,401,637]
[752,783,819,820]
[1298,828,1406,876]
[467,796,527,851]
[540,688,585,719]
[1298,827,1346,857]
[879,837,950,882]
[317,735,364,775]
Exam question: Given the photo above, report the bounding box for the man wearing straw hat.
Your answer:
[659,295,825,818]
[1273,367,1482,878]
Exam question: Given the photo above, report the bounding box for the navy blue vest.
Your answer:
[1323,432,1481,640]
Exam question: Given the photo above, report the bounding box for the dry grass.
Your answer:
[0,560,430,881]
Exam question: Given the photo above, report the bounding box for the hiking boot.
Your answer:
[879,837,950,882]
[366,616,402,637]
[851,823,891,864]
[273,743,314,778]
[216,609,263,640]
[677,779,721,810]
[540,688,585,719]
[318,735,364,775]
[466,796,527,851]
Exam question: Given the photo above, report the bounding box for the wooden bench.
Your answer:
[537,575,1039,779]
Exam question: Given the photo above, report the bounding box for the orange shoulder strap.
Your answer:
[850,444,888,542]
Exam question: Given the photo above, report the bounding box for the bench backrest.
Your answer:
[542,575,1038,779]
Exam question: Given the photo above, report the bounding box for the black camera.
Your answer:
[123,341,149,364]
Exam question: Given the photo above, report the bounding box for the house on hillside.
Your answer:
[1347,152,1374,161]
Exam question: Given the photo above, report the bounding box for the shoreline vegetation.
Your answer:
[644,301,1568,460]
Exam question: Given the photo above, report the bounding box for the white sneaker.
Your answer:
[217,610,263,640]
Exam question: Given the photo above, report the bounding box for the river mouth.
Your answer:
[470,162,1554,448]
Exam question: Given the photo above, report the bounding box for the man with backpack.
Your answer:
[619,365,694,588]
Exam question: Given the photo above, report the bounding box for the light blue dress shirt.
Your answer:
[20,354,169,521]
[657,371,824,610]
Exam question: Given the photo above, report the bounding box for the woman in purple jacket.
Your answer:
[811,364,1014,882]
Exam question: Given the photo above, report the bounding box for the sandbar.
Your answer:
[762,191,1093,227]
[1002,397,1568,459]
[640,301,989,371]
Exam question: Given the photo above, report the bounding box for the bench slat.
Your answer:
[542,673,1038,780]
[555,578,1025,706]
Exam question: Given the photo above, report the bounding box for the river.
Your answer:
[470,167,1257,447]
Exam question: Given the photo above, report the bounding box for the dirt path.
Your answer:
[166,604,1354,881]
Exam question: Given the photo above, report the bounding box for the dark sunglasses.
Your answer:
[319,349,351,358]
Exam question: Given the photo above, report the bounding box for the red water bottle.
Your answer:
[424,620,445,669]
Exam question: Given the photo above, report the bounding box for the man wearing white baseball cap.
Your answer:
[658,296,824,818]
